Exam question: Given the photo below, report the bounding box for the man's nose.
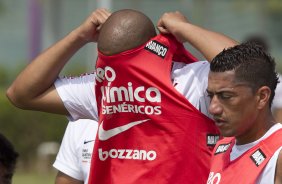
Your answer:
[208,96,223,116]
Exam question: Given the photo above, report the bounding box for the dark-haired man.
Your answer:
[7,9,237,183]
[0,133,19,184]
[206,41,282,183]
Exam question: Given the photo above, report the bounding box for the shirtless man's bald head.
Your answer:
[98,9,157,55]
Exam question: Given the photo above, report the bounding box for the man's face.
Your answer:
[207,70,260,141]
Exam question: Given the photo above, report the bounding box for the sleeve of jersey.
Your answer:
[53,122,84,181]
[54,73,98,121]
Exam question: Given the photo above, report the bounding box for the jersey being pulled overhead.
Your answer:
[89,34,220,184]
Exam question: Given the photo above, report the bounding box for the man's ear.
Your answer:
[256,86,271,110]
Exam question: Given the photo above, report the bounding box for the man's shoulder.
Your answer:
[270,147,282,183]
[69,119,98,129]
[56,72,96,86]
[277,147,282,164]
[62,120,98,150]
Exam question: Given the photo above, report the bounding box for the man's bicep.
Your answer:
[29,85,70,115]
[55,171,83,184]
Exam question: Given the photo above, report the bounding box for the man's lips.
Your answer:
[214,118,227,127]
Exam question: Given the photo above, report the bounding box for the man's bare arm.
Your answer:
[275,150,282,184]
[274,109,282,123]
[6,8,110,115]
[157,11,238,62]
[55,171,83,184]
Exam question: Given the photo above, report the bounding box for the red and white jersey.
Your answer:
[208,124,282,184]
[89,34,220,184]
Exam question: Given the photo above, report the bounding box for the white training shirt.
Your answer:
[53,119,98,184]
[55,72,99,121]
[55,61,211,121]
[230,123,282,184]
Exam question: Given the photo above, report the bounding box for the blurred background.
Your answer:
[0,0,282,183]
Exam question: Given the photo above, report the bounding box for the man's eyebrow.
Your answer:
[206,88,235,94]
[206,89,212,94]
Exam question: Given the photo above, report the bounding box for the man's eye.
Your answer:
[219,94,232,99]
[206,93,213,98]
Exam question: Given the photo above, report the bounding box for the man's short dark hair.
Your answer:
[210,40,279,106]
[0,132,19,176]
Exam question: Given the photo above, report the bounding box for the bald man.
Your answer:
[7,9,236,184]
[97,9,157,55]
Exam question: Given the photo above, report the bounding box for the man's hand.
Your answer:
[75,8,111,43]
[157,11,189,43]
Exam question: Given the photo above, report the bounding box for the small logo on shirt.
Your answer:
[207,134,220,147]
[98,119,150,141]
[144,40,168,58]
[84,140,95,144]
[214,143,231,155]
[98,148,157,161]
[250,148,266,166]
[173,82,178,87]
[82,148,92,163]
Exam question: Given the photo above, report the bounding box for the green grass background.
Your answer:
[13,170,57,184]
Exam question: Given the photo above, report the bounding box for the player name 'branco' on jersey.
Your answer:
[96,66,162,115]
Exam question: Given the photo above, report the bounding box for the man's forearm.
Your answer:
[55,171,83,184]
[157,11,238,62]
[6,29,87,108]
[175,22,238,62]
[7,8,110,112]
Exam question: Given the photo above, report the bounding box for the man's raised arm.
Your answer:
[6,8,110,115]
[157,11,238,62]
